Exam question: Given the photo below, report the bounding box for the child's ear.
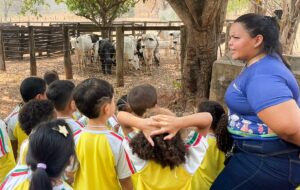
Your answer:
[100,103,109,115]
[70,100,76,112]
[35,93,47,100]
[103,103,110,114]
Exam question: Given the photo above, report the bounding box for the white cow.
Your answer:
[70,34,94,70]
[157,31,172,56]
[169,31,181,44]
[169,31,181,67]
[124,35,140,70]
[139,33,160,74]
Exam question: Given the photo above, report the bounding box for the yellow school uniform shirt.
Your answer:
[13,123,28,156]
[17,139,29,166]
[4,104,27,155]
[191,134,225,190]
[0,120,16,183]
[73,129,132,190]
[123,131,209,190]
[0,165,73,190]
[136,161,192,190]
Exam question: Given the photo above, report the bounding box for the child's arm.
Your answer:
[121,124,135,137]
[151,112,212,140]
[117,111,160,146]
[11,140,18,159]
[119,177,133,190]
[64,155,79,185]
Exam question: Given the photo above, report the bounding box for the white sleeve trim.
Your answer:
[122,138,147,172]
[184,135,209,174]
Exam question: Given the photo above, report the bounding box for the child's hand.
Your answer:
[150,115,182,140]
[140,118,161,146]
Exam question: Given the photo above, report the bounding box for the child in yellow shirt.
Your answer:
[4,77,47,158]
[72,78,133,190]
[1,119,74,190]
[119,107,212,190]
[0,119,15,183]
[191,100,233,190]
[46,80,84,134]
[17,99,56,165]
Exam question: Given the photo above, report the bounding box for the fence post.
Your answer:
[180,25,187,90]
[225,22,232,55]
[63,26,73,79]
[0,30,6,71]
[76,23,80,37]
[131,23,135,37]
[20,27,25,60]
[28,26,37,75]
[116,26,124,87]
[47,27,51,57]
[143,22,147,34]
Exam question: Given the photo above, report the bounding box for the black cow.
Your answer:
[136,38,144,64]
[98,39,116,75]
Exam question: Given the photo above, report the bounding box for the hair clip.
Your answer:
[53,125,69,137]
[37,163,47,170]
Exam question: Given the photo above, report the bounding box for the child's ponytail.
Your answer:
[26,119,75,190]
[30,165,52,190]
[214,114,233,153]
[197,100,233,153]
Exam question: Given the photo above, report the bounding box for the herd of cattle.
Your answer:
[70,31,181,74]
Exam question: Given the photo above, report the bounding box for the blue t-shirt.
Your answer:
[225,54,300,140]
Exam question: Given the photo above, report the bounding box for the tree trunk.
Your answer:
[280,0,300,55]
[101,17,110,39]
[3,0,9,22]
[0,31,6,71]
[182,25,219,109]
[167,0,228,111]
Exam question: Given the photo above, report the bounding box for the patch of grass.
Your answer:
[172,79,181,90]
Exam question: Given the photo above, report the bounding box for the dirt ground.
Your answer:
[0,54,183,119]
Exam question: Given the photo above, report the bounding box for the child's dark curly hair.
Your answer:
[19,99,55,135]
[129,107,187,169]
[198,100,233,153]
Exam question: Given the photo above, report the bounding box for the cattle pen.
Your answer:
[0,20,230,86]
[0,21,186,86]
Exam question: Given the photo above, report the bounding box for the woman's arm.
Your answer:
[258,99,300,146]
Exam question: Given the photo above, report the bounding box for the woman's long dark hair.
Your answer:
[235,13,290,69]
[198,101,233,153]
[129,107,187,169]
[27,119,75,190]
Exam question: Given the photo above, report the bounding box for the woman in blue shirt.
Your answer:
[134,13,300,190]
[209,13,300,189]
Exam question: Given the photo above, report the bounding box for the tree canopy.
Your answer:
[62,0,138,26]
[20,0,139,26]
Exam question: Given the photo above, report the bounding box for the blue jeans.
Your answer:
[210,139,300,190]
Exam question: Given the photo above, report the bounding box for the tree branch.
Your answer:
[107,0,127,10]
[166,0,194,26]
